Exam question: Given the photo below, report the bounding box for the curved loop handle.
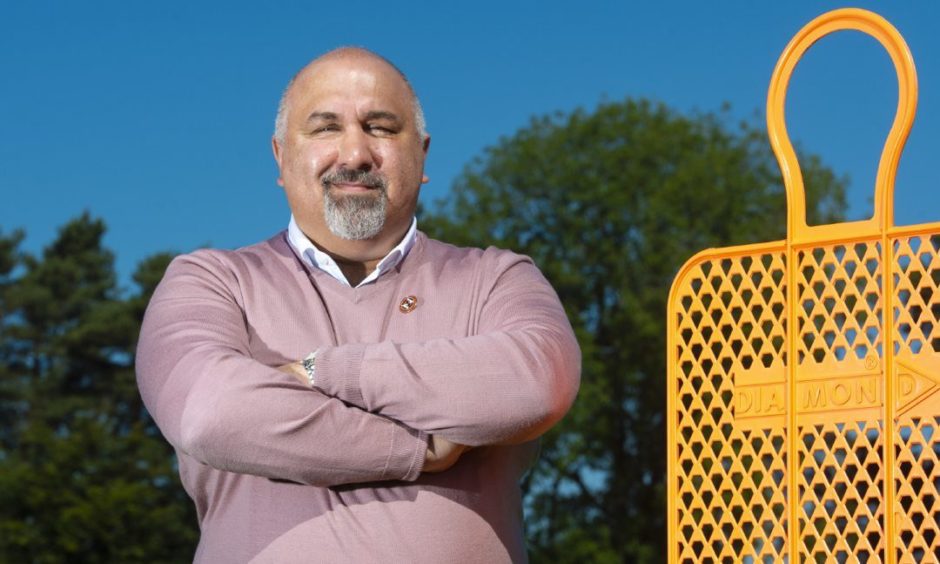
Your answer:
[767,8,918,240]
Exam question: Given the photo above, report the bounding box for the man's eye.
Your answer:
[367,125,395,135]
[312,125,340,134]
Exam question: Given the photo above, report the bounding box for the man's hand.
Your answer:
[423,435,469,473]
[277,362,308,386]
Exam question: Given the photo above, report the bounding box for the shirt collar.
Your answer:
[286,215,418,288]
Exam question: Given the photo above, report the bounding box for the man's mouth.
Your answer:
[329,182,375,193]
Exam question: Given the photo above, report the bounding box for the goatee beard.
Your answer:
[321,169,388,240]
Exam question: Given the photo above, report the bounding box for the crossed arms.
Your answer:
[136,249,580,487]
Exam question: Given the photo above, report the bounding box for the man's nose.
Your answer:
[337,129,374,171]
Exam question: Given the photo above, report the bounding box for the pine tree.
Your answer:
[0,214,197,563]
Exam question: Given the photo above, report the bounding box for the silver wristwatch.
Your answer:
[302,351,318,388]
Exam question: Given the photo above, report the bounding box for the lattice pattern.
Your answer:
[793,241,888,561]
[677,255,789,372]
[893,233,940,563]
[674,252,789,562]
[797,242,884,366]
[797,422,886,563]
[893,235,940,355]
[894,417,940,563]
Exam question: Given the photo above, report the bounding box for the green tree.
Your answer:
[0,214,197,563]
[0,228,27,449]
[421,99,847,562]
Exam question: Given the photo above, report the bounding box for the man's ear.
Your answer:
[271,137,284,187]
[421,135,431,184]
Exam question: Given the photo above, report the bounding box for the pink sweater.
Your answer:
[136,231,580,563]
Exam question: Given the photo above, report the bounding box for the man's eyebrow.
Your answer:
[305,111,339,123]
[364,111,402,123]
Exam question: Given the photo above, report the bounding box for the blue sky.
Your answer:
[2,1,939,286]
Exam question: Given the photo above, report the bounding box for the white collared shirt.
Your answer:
[286,215,418,288]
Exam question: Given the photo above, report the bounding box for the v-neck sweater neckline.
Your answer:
[278,230,428,306]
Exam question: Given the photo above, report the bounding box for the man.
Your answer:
[136,47,580,563]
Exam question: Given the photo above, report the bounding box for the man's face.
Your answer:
[273,53,428,245]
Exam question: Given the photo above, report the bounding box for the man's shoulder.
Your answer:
[414,234,557,303]
[416,233,537,278]
[167,231,296,280]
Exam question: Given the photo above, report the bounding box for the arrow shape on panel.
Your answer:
[895,359,940,414]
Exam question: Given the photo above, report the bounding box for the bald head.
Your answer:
[274,47,427,144]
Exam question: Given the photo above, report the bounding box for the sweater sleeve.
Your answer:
[135,251,427,486]
[313,253,581,447]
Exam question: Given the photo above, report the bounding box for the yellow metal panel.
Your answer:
[666,8,939,563]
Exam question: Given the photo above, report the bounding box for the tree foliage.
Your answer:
[0,214,196,563]
[421,99,847,562]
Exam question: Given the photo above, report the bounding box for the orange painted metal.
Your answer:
[667,8,939,563]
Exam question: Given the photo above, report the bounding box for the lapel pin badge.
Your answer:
[399,295,418,314]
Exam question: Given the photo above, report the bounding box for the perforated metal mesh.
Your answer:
[797,421,886,562]
[793,241,887,562]
[894,417,940,562]
[673,250,790,562]
[670,238,940,564]
[892,234,940,563]
[893,235,940,357]
[797,242,884,367]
